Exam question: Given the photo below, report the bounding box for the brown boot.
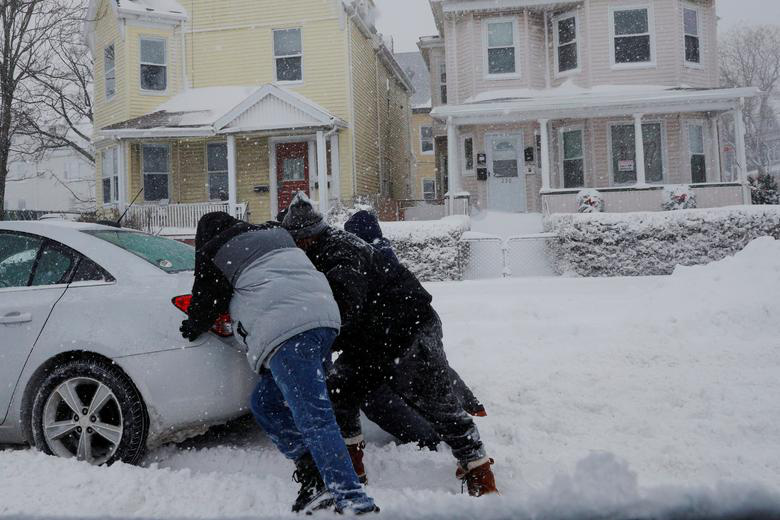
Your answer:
[347,440,368,484]
[456,458,498,497]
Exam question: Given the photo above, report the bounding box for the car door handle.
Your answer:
[0,312,32,324]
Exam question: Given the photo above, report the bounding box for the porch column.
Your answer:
[734,100,750,204]
[227,135,238,217]
[539,119,551,191]
[329,132,341,203]
[316,130,329,213]
[709,115,722,181]
[446,117,460,215]
[117,140,127,212]
[633,113,647,186]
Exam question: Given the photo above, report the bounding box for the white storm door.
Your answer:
[486,133,526,213]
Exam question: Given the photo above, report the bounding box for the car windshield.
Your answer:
[83,230,195,273]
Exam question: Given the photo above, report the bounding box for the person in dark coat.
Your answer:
[343,210,487,450]
[282,193,498,497]
[181,213,377,515]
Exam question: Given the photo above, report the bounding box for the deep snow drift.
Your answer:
[1,238,780,519]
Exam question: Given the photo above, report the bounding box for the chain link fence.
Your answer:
[459,233,557,280]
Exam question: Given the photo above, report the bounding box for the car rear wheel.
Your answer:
[31,358,147,466]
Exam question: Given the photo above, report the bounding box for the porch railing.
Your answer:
[124,202,248,235]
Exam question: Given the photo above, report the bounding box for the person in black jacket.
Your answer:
[343,210,487,450]
[282,193,498,497]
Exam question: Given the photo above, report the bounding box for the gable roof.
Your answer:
[395,52,432,111]
[101,84,347,138]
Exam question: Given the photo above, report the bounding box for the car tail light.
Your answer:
[172,294,234,338]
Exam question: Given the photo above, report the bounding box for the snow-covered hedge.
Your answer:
[382,216,470,282]
[546,206,780,277]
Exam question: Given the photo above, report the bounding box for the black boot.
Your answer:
[291,453,333,514]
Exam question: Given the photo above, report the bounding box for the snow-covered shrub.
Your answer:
[748,173,780,205]
[326,198,374,227]
[662,185,697,211]
[576,189,604,213]
[383,216,470,282]
[545,206,780,277]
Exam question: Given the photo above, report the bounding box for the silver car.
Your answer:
[0,220,257,465]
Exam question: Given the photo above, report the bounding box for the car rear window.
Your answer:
[83,230,195,273]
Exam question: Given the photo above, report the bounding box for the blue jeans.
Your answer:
[249,327,374,512]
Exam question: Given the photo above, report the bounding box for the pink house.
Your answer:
[420,0,758,214]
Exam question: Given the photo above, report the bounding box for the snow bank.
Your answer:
[382,216,470,282]
[546,205,780,277]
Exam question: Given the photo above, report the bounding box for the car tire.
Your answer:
[31,357,147,466]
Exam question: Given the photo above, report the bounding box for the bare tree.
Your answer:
[720,25,780,174]
[0,0,83,215]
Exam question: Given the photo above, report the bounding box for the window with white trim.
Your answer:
[683,7,701,65]
[420,126,434,155]
[439,63,448,105]
[612,7,653,65]
[140,38,167,91]
[610,122,665,184]
[486,19,518,76]
[104,44,116,99]
[688,123,707,183]
[462,135,474,174]
[561,128,584,188]
[207,143,229,201]
[274,28,303,82]
[422,179,436,201]
[142,144,170,201]
[554,13,579,74]
[101,146,119,204]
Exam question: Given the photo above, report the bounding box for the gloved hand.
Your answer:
[180,320,202,342]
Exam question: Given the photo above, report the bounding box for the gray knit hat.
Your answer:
[282,192,328,239]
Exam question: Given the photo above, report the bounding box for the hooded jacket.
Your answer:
[188,212,341,372]
[344,210,399,266]
[304,227,434,366]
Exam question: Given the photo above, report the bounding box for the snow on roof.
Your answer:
[395,52,432,108]
[115,0,187,20]
[156,86,259,127]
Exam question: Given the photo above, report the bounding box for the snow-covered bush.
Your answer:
[748,173,780,205]
[576,189,604,213]
[383,216,470,282]
[545,206,780,277]
[662,185,697,211]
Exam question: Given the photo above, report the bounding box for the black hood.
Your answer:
[195,212,241,251]
[344,210,383,243]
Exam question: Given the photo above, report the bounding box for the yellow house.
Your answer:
[85,0,413,233]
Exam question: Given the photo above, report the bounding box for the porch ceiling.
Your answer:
[431,86,760,125]
[100,84,347,139]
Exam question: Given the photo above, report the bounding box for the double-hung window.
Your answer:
[422,179,436,201]
[274,28,303,82]
[561,128,584,188]
[439,64,448,105]
[140,38,167,91]
[104,44,116,99]
[612,7,653,66]
[420,126,434,155]
[102,146,119,204]
[610,122,665,185]
[688,123,707,183]
[683,6,701,65]
[554,13,579,74]
[486,19,518,77]
[142,144,170,201]
[207,143,229,201]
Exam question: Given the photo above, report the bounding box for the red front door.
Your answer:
[276,142,309,211]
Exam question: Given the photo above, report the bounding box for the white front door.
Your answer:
[486,133,526,213]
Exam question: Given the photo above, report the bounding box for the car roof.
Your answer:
[0,221,181,279]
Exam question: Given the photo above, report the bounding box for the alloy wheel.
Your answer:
[42,377,124,465]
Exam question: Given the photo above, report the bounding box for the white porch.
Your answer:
[432,85,759,215]
[99,84,346,235]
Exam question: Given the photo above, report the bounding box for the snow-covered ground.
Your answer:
[2,238,780,519]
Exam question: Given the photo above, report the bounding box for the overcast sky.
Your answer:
[374,0,780,53]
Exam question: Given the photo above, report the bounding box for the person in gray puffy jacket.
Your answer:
[180,212,377,515]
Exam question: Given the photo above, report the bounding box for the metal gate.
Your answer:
[459,233,556,280]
